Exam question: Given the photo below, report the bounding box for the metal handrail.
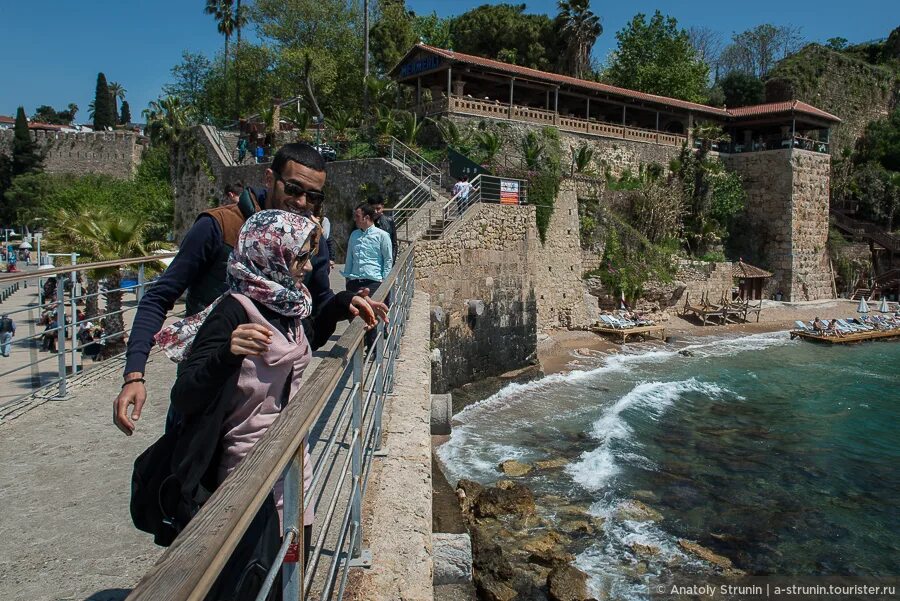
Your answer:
[0,258,171,407]
[390,175,438,231]
[126,244,417,601]
[389,137,441,186]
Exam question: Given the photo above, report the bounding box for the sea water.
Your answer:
[437,333,900,599]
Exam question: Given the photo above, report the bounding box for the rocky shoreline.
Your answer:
[447,457,748,601]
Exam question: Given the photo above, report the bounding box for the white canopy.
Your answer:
[857,296,869,313]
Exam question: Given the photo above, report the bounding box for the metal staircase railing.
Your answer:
[388,137,441,186]
[389,175,440,235]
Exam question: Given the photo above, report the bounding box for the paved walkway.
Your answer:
[0,268,427,600]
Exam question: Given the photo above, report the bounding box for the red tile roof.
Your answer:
[395,44,841,123]
[0,115,14,124]
[406,44,730,117]
[732,260,773,279]
[727,100,840,123]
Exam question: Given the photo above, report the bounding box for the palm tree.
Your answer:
[398,112,423,147]
[326,109,357,142]
[234,0,247,118]
[108,82,126,123]
[521,132,545,169]
[573,143,595,175]
[204,0,237,111]
[428,117,469,149]
[49,207,166,354]
[557,0,603,79]
[475,131,502,168]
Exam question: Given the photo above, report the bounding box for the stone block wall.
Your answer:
[530,180,588,329]
[448,114,681,178]
[0,130,145,179]
[723,148,832,301]
[415,204,537,393]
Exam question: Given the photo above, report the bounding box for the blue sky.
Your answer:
[0,0,895,122]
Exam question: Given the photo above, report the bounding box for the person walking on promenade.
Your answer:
[145,211,373,593]
[0,313,15,357]
[114,143,387,436]
[367,196,398,259]
[452,175,472,216]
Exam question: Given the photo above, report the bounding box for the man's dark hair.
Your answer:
[355,203,377,221]
[461,175,468,182]
[272,142,326,174]
[367,195,386,207]
[224,182,244,196]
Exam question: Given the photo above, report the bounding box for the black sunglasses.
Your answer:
[290,249,314,270]
[274,171,325,205]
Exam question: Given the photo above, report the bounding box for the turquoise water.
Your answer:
[438,333,900,598]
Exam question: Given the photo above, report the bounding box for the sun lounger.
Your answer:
[794,320,811,331]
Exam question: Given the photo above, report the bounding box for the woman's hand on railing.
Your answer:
[348,296,378,331]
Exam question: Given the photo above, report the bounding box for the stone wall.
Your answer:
[415,204,537,393]
[448,114,681,178]
[530,180,588,329]
[0,130,145,179]
[723,148,832,301]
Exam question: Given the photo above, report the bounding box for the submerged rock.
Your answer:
[498,459,533,477]
[677,539,736,570]
[678,350,695,357]
[630,542,660,558]
[474,481,536,518]
[547,565,595,601]
[615,500,664,522]
[534,457,569,470]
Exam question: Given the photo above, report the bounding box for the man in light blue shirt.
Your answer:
[342,203,393,296]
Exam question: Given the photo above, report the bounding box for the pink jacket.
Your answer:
[217,293,314,527]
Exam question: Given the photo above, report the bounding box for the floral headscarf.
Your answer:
[155,210,317,362]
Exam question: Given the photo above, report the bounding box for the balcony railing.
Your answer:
[418,96,688,148]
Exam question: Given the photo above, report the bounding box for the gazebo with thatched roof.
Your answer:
[733,260,773,300]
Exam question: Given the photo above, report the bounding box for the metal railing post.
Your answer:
[350,345,364,559]
[373,319,386,452]
[280,447,305,601]
[55,275,68,398]
[136,263,145,303]
[70,271,79,376]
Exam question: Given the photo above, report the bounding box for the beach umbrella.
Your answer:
[857,296,869,314]
[18,241,32,249]
[879,297,890,313]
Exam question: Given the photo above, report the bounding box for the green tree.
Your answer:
[12,107,43,177]
[719,71,764,107]
[92,73,116,130]
[521,131,545,169]
[825,37,848,51]
[108,81,126,123]
[555,0,603,79]
[205,0,237,115]
[163,51,214,116]
[413,12,452,48]
[250,0,365,115]
[32,105,68,125]
[450,3,563,70]
[49,206,166,353]
[3,172,56,227]
[719,24,804,78]
[369,1,417,74]
[120,100,132,125]
[605,11,709,103]
[856,107,900,172]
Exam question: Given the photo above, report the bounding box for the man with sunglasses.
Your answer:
[114,143,388,436]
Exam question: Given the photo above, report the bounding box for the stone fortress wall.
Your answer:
[723,149,833,301]
[0,130,146,179]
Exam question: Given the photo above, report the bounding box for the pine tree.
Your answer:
[12,106,43,176]
[93,72,116,130]
[120,100,131,125]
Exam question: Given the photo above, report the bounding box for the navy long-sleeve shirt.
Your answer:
[124,196,335,376]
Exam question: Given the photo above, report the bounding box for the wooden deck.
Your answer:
[790,329,900,344]
[591,324,666,343]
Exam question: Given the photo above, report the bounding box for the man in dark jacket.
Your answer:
[114,142,387,435]
[368,196,398,258]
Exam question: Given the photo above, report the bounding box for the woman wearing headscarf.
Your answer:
[151,210,375,599]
